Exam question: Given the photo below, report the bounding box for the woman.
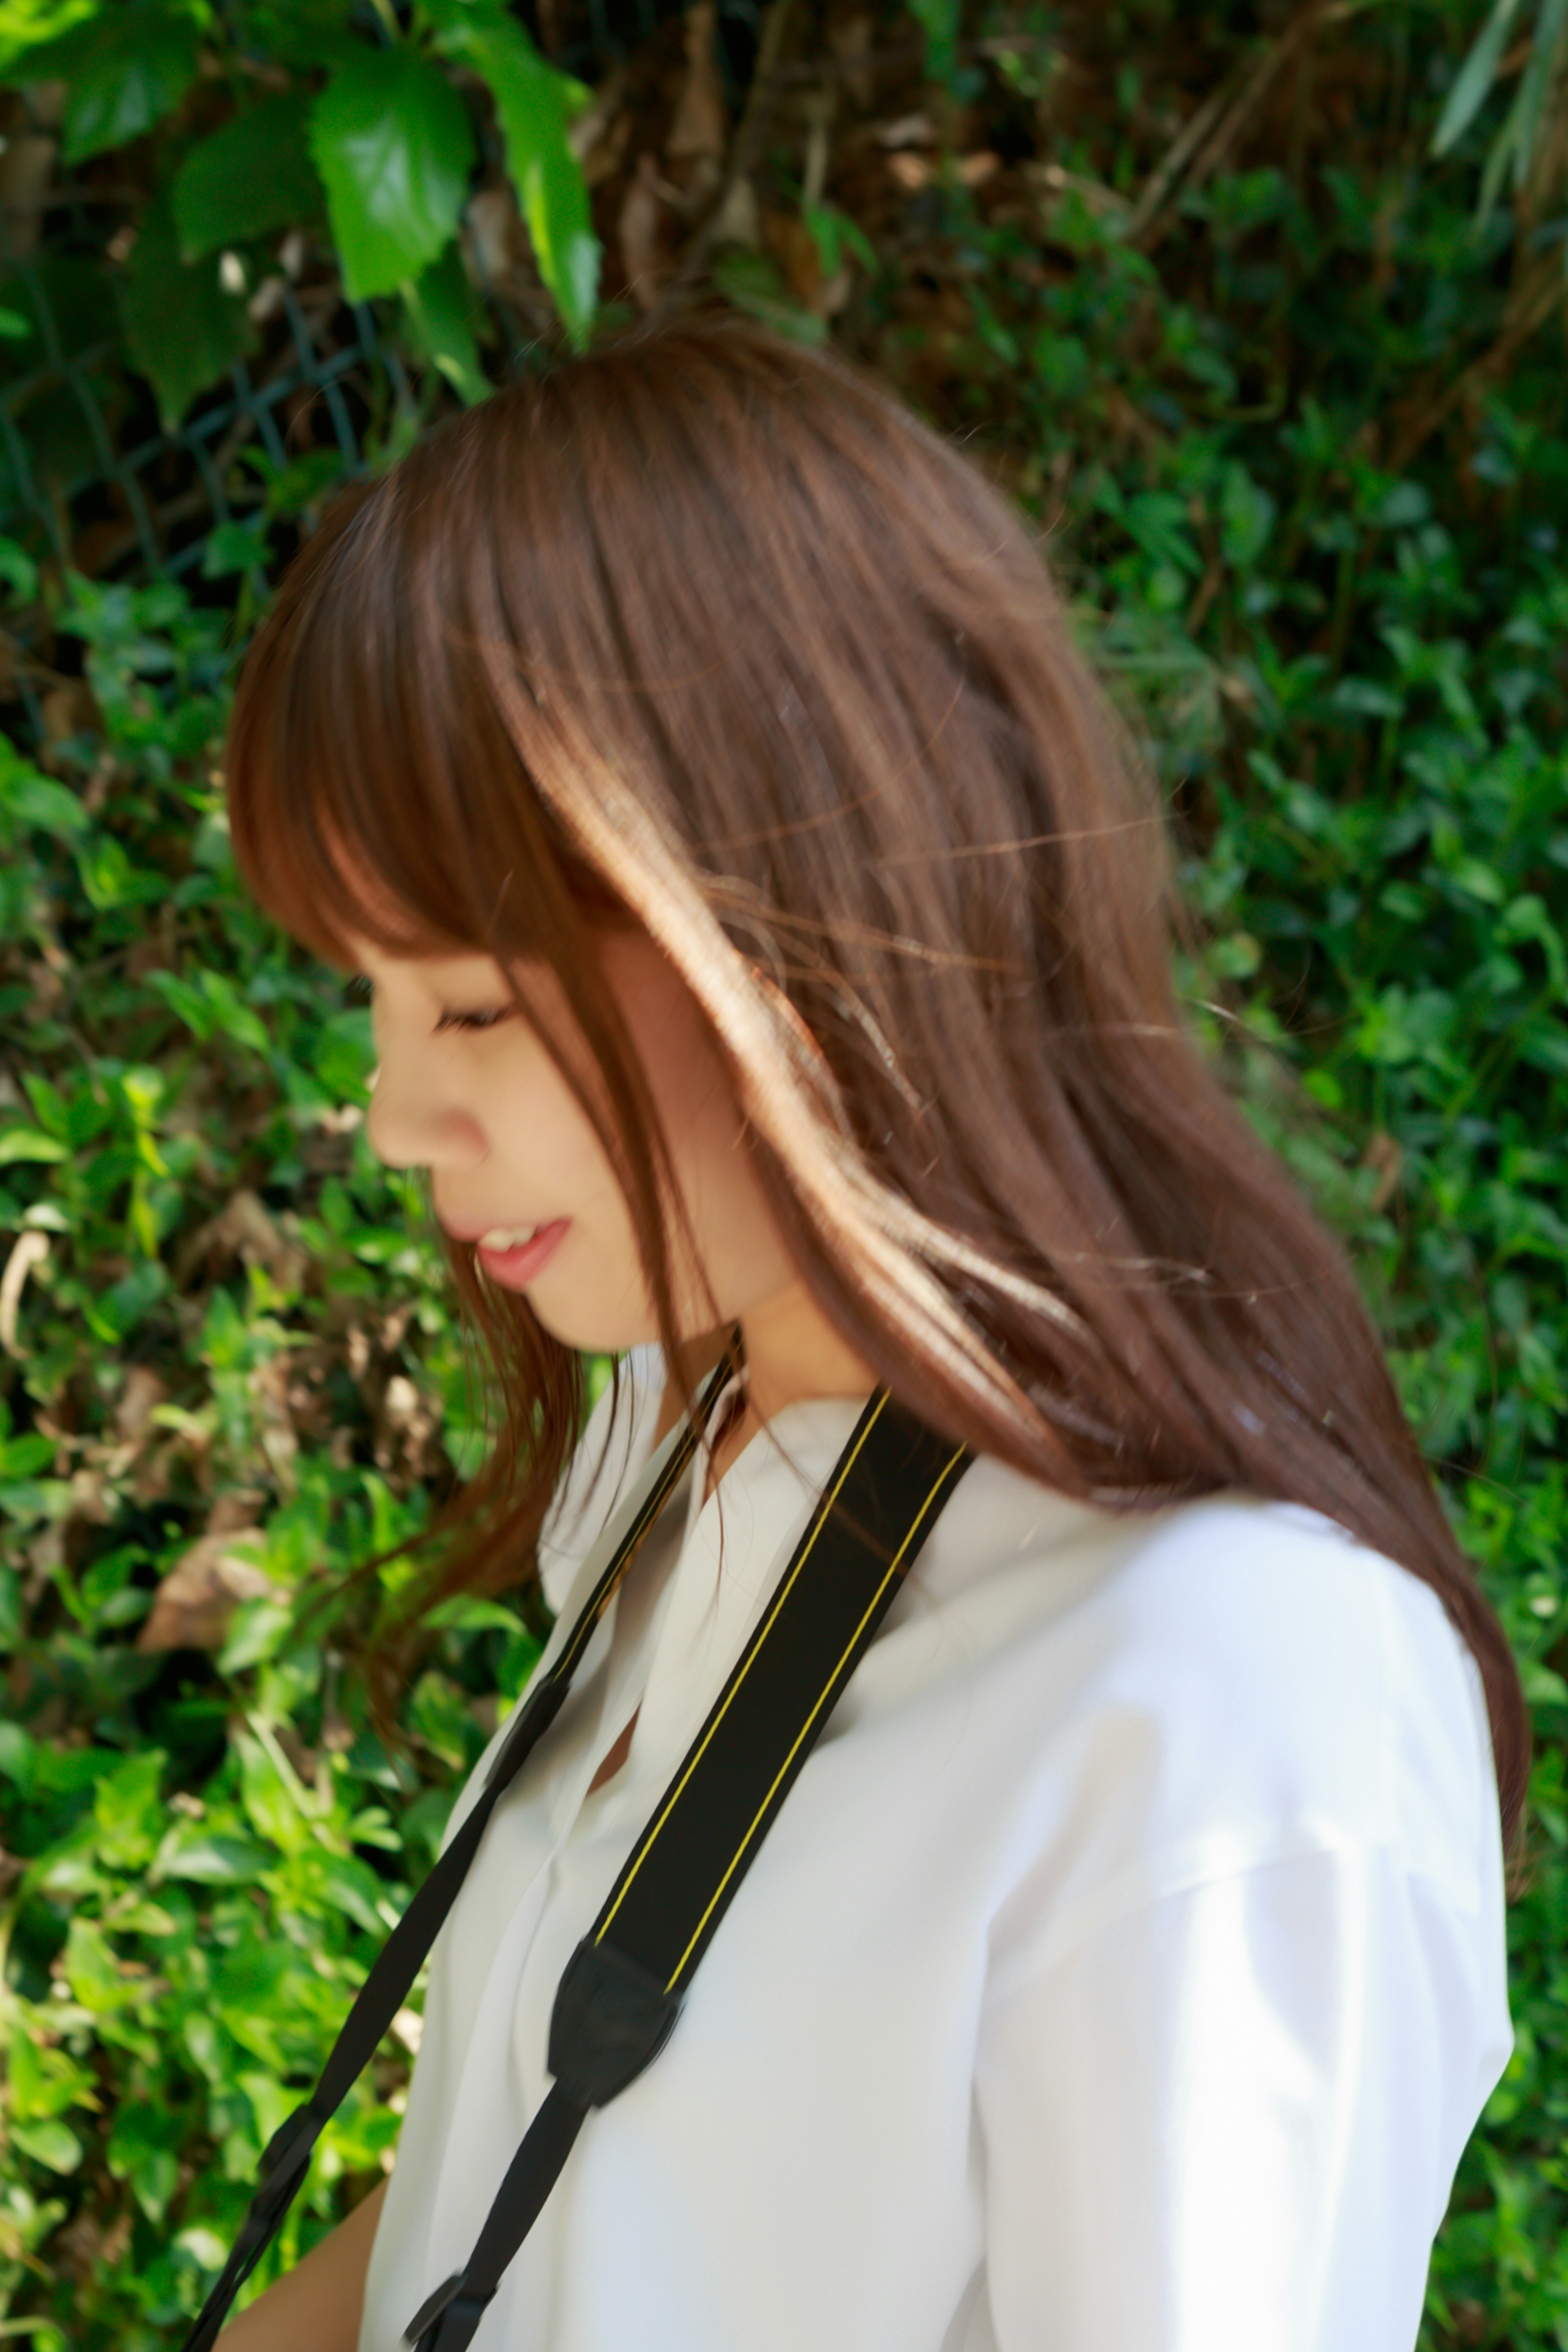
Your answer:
[212,313,1521,2350]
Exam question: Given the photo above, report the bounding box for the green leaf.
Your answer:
[155,1829,271,1882]
[313,1849,390,1933]
[122,191,254,429]
[201,514,269,577]
[315,1003,374,1101]
[308,46,476,303]
[1219,462,1277,569]
[400,239,489,404]
[218,1595,293,1671]
[906,0,960,87]
[803,200,877,278]
[0,1432,55,1477]
[0,1717,34,1787]
[9,2117,84,2173]
[710,247,827,346]
[1430,0,1526,159]
[16,4,204,166]
[170,90,324,261]
[428,1,598,346]
[0,1125,68,1164]
[0,532,38,598]
[0,744,87,837]
[0,0,99,78]
[83,1258,167,1345]
[423,1593,525,1633]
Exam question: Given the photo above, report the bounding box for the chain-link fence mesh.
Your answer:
[0,0,766,742]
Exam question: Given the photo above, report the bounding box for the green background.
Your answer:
[0,2,1564,2343]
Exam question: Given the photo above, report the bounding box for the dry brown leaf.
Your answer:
[666,1,728,164]
[463,183,530,287]
[828,14,875,109]
[251,1355,299,1495]
[210,1487,266,1536]
[180,1187,308,1292]
[0,1229,49,1359]
[375,1372,439,1474]
[1027,158,1133,227]
[137,1530,272,1653]
[619,152,671,312]
[11,78,63,131]
[709,172,761,248]
[801,86,835,212]
[115,1364,169,1449]
[762,211,822,307]
[876,111,935,150]
[1362,1131,1403,1212]
[0,132,54,263]
[40,682,98,746]
[575,70,634,192]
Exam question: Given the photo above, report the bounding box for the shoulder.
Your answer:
[906,1472,1499,1939]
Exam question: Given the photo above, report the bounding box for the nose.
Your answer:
[364,1049,488,1174]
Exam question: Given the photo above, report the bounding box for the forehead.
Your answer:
[346,935,497,981]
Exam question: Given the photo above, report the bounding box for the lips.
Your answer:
[471,1219,571,1292]
[477,1224,543,1252]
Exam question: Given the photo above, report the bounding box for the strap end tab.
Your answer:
[547,1936,682,2107]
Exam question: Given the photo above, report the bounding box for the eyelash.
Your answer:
[345,976,513,1034]
[435,1005,514,1034]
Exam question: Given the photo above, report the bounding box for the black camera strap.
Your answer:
[180,1350,973,2352]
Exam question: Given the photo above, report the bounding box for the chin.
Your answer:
[528,1291,662,1359]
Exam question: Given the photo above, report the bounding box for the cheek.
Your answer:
[487,1036,624,1196]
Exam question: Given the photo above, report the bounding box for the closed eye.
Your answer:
[435,1005,515,1034]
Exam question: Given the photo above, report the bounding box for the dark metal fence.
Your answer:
[0,0,764,601]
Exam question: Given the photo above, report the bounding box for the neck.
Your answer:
[664,1280,879,1427]
[735,1278,878,1421]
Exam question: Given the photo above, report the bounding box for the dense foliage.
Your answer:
[0,0,597,429]
[0,2,1565,2345]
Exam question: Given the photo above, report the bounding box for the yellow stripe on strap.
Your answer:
[662,1441,968,1991]
[592,1391,895,1945]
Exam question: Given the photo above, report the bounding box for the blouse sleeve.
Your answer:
[973,1835,1513,2351]
[967,1501,1515,2352]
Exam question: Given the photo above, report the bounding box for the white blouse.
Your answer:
[357,1347,1513,2352]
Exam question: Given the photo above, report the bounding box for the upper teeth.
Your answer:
[480,1226,539,1251]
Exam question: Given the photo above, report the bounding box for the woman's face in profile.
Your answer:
[352,926,799,1354]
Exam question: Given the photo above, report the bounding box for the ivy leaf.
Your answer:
[12,3,204,166]
[121,191,254,429]
[427,0,598,348]
[400,238,488,405]
[308,45,476,303]
[0,0,98,77]
[171,90,324,261]
[237,0,352,70]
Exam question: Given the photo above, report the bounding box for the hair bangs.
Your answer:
[225,476,618,977]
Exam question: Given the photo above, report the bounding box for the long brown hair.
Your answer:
[224,311,1530,1874]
